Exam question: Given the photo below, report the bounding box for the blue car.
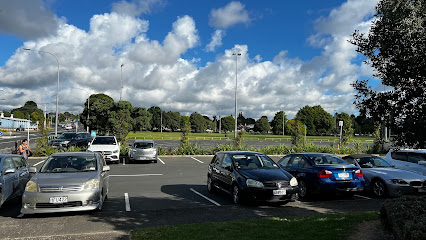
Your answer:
[278,153,365,198]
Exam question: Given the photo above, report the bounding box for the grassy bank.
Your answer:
[131,211,378,240]
[127,131,374,142]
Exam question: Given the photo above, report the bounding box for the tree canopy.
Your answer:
[351,0,426,148]
[254,116,270,133]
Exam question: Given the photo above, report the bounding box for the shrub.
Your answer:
[380,195,426,240]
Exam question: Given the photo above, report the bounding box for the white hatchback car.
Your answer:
[384,149,426,176]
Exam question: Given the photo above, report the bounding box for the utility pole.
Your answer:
[120,63,124,101]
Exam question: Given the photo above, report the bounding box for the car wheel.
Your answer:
[232,185,241,204]
[298,180,309,199]
[96,190,104,211]
[371,179,387,197]
[207,176,215,193]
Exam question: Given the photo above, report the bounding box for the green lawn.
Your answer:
[127,131,374,142]
[131,211,379,240]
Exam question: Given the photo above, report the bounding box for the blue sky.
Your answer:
[0,0,381,119]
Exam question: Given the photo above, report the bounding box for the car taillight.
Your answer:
[317,170,333,178]
[355,169,363,177]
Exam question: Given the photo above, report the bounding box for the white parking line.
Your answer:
[354,194,372,200]
[157,157,165,164]
[123,158,125,166]
[190,157,204,164]
[124,193,131,212]
[33,160,45,166]
[190,188,221,206]
[110,174,163,177]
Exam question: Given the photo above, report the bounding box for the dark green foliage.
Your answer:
[148,106,162,130]
[82,93,114,134]
[296,105,334,136]
[380,195,426,240]
[108,101,133,144]
[271,111,288,135]
[351,0,426,148]
[221,116,235,133]
[190,112,207,133]
[288,119,305,147]
[254,116,270,133]
[336,112,354,145]
[180,116,190,147]
[165,111,181,131]
[131,107,152,132]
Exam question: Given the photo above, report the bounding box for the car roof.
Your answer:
[289,152,337,156]
[344,154,375,158]
[50,152,97,157]
[391,149,426,153]
[134,139,154,143]
[216,151,263,155]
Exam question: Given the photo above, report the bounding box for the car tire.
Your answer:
[298,180,309,199]
[371,179,387,197]
[207,175,215,193]
[232,185,241,204]
[96,190,104,212]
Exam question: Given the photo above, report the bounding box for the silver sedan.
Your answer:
[343,154,426,197]
[21,152,110,214]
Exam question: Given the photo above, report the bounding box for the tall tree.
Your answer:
[350,0,426,148]
[148,106,162,130]
[254,116,270,133]
[312,105,334,135]
[108,101,133,143]
[221,116,235,133]
[82,93,114,134]
[165,111,181,131]
[271,111,288,135]
[190,112,207,132]
[131,107,152,132]
[296,106,316,135]
[336,112,354,145]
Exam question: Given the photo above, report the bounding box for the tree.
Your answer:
[81,94,114,134]
[190,112,207,132]
[254,116,270,133]
[180,116,191,147]
[221,116,235,133]
[350,0,426,148]
[2,111,11,117]
[148,106,162,130]
[108,101,133,143]
[180,116,190,129]
[296,106,316,135]
[288,119,305,146]
[337,112,354,145]
[271,111,288,135]
[312,105,334,135]
[12,111,25,119]
[164,111,181,131]
[131,107,152,132]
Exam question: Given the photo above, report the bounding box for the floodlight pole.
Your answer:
[232,53,241,139]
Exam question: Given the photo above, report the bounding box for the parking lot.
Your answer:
[0,156,385,240]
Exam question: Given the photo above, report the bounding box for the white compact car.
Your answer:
[87,136,120,164]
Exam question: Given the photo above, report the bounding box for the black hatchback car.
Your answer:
[207,151,298,204]
[48,132,92,149]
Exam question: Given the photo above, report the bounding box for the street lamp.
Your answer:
[219,104,222,134]
[282,109,285,136]
[120,63,124,101]
[232,53,241,139]
[24,48,60,137]
[73,88,91,132]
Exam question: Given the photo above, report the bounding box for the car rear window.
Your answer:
[134,142,153,149]
[307,155,347,165]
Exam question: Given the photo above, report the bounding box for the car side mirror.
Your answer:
[103,166,110,172]
[418,161,426,166]
[29,167,37,173]
[4,168,16,175]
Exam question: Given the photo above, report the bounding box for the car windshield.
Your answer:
[57,133,76,139]
[307,155,348,165]
[134,142,153,149]
[232,154,279,170]
[356,156,392,168]
[92,137,116,145]
[40,155,98,173]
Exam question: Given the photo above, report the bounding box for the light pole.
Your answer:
[219,104,222,134]
[232,53,241,139]
[24,48,60,137]
[120,63,124,101]
[73,88,91,132]
[282,108,285,136]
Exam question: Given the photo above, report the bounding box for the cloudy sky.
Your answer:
[0,0,381,119]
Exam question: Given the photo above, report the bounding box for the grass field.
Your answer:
[131,211,379,240]
[127,131,374,143]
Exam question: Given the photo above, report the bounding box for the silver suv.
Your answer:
[384,149,426,176]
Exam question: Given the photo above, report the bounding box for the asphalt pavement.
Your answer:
[0,156,385,240]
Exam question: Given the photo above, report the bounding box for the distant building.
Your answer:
[0,112,38,130]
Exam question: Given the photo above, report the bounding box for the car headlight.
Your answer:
[83,179,100,190]
[113,150,119,153]
[246,179,264,188]
[390,179,408,185]
[290,177,298,187]
[25,181,38,192]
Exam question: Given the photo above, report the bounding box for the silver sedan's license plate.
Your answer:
[273,190,286,195]
[49,196,68,204]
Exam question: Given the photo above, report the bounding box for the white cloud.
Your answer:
[209,1,251,29]
[0,0,60,39]
[205,29,225,52]
[112,0,165,17]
